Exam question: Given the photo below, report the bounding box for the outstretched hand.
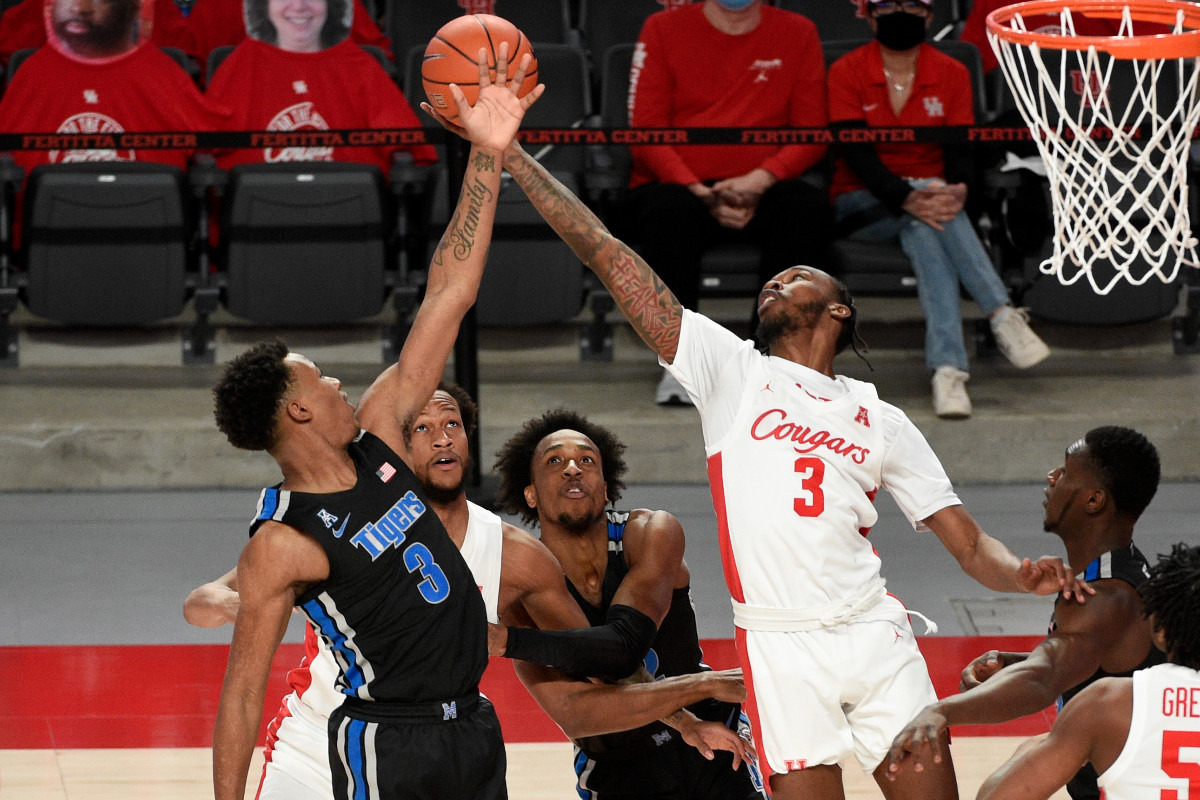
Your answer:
[420,43,544,154]
[884,705,949,779]
[677,718,748,770]
[1017,556,1095,602]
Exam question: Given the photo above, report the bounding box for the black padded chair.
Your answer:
[21,163,195,326]
[385,0,573,79]
[774,0,957,41]
[217,162,396,325]
[577,0,694,90]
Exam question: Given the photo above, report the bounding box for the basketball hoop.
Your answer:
[987,0,1200,295]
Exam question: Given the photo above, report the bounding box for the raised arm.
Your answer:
[212,525,327,800]
[184,567,239,628]
[923,505,1084,598]
[356,46,542,448]
[501,142,684,364]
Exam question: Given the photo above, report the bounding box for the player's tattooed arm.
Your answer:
[502,141,684,363]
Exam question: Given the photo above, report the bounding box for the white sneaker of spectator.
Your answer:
[655,370,692,406]
[990,307,1050,369]
[932,366,972,419]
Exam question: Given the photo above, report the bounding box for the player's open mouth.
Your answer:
[433,456,458,470]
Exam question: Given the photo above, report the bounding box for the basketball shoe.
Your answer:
[990,307,1050,369]
[932,366,972,419]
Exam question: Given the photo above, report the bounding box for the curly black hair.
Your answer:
[1082,426,1160,519]
[1139,542,1200,670]
[493,409,628,527]
[212,340,292,452]
[401,381,478,449]
[244,0,350,50]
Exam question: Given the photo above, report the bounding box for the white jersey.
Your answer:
[667,311,960,614]
[1098,662,1200,800]
[256,500,504,799]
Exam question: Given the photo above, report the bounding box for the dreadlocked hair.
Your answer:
[212,339,292,452]
[1139,542,1200,670]
[832,275,872,370]
[1083,426,1160,519]
[493,408,628,527]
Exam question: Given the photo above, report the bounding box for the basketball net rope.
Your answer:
[990,6,1200,295]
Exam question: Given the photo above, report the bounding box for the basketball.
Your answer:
[422,14,538,123]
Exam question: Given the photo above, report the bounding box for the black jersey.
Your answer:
[250,430,488,705]
[568,510,706,756]
[1051,543,1166,800]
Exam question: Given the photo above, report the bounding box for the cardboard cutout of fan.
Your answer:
[243,0,352,51]
[45,0,152,63]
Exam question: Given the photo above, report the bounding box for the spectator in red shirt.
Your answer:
[828,0,1050,419]
[623,0,831,406]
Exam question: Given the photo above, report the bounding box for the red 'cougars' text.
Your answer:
[750,409,870,464]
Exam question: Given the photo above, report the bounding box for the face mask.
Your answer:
[874,11,926,50]
[715,0,756,12]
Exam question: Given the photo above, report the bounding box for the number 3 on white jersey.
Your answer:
[793,456,826,517]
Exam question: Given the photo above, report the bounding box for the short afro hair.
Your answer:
[493,409,628,527]
[1083,426,1160,519]
[212,340,293,452]
[402,381,478,449]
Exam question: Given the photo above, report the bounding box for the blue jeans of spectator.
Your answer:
[832,181,1011,372]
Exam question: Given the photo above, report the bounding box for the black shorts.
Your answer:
[328,693,507,800]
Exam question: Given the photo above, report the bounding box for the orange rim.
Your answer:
[987,0,1200,58]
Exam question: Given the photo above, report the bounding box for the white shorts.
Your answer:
[255,693,335,800]
[738,595,938,776]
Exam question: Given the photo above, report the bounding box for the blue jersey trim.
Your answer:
[256,488,279,521]
[303,598,368,694]
[1083,560,1101,581]
[346,717,368,800]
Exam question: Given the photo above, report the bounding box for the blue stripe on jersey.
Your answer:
[346,717,368,800]
[606,517,624,543]
[256,488,278,522]
[1084,560,1101,582]
[302,598,368,694]
[573,750,591,800]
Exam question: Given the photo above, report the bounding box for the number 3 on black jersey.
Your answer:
[403,541,451,604]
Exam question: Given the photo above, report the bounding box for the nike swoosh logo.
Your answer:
[332,514,350,539]
[863,103,879,111]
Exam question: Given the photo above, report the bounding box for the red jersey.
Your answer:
[0,43,222,173]
[205,37,435,173]
[184,0,390,71]
[962,0,1170,74]
[827,41,973,201]
[627,3,827,188]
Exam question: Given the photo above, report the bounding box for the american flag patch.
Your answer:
[376,462,396,483]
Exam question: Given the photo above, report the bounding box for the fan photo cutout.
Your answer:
[244,0,352,52]
[45,0,152,63]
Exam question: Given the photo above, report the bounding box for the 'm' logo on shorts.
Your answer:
[442,701,457,720]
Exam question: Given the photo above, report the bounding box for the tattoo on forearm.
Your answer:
[473,151,496,173]
[661,708,685,726]
[433,176,493,264]
[503,147,681,354]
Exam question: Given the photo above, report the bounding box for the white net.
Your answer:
[988,4,1200,294]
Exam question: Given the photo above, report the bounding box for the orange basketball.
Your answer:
[422,14,538,123]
